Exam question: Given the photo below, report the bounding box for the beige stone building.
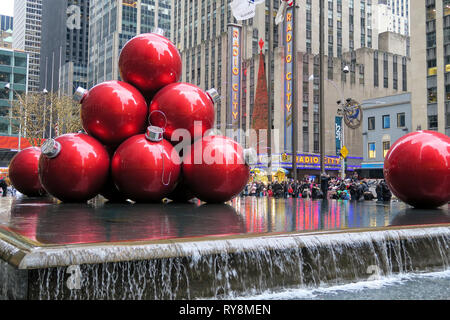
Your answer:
[411,0,450,135]
[271,39,410,162]
[172,0,411,174]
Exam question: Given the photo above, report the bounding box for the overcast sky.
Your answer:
[0,0,14,17]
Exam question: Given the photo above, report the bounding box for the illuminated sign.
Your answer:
[288,155,341,166]
[227,24,242,133]
[284,6,294,152]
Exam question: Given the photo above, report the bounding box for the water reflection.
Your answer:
[0,197,449,246]
[390,207,450,226]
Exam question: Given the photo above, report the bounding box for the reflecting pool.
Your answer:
[0,196,449,246]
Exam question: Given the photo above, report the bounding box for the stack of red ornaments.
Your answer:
[9,29,253,204]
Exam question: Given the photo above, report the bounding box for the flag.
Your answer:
[275,0,294,25]
[230,0,256,21]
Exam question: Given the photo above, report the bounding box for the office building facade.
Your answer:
[360,92,411,178]
[39,0,90,94]
[411,0,450,136]
[87,0,172,88]
[0,48,29,152]
[12,0,42,93]
[376,0,410,36]
[0,15,13,32]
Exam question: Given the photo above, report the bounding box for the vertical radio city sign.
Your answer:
[227,24,242,132]
[284,7,294,152]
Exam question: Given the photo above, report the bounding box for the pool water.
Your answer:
[232,269,450,300]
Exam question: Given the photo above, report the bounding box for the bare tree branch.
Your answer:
[11,92,82,147]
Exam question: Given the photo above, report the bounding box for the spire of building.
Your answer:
[251,39,269,153]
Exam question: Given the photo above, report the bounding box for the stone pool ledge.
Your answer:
[1,224,449,270]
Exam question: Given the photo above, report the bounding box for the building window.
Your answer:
[368,116,375,130]
[428,87,438,103]
[382,115,390,129]
[428,115,438,130]
[368,142,376,159]
[397,113,406,127]
[383,141,390,158]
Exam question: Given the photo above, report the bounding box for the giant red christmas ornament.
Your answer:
[9,147,46,197]
[38,133,110,203]
[384,131,450,209]
[75,80,148,147]
[149,83,219,143]
[118,29,182,100]
[111,126,181,202]
[183,136,254,203]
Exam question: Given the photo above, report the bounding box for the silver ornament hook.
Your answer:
[149,109,168,130]
[159,144,172,186]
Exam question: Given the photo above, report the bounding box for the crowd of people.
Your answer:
[242,173,393,202]
[0,177,16,197]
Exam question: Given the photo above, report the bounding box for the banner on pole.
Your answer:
[335,116,342,156]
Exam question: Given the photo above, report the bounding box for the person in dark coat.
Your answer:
[376,182,383,201]
[381,180,392,201]
[0,177,8,197]
[320,173,330,200]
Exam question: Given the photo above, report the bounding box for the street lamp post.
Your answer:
[42,88,48,139]
[267,0,274,182]
[319,0,325,175]
[292,0,298,181]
